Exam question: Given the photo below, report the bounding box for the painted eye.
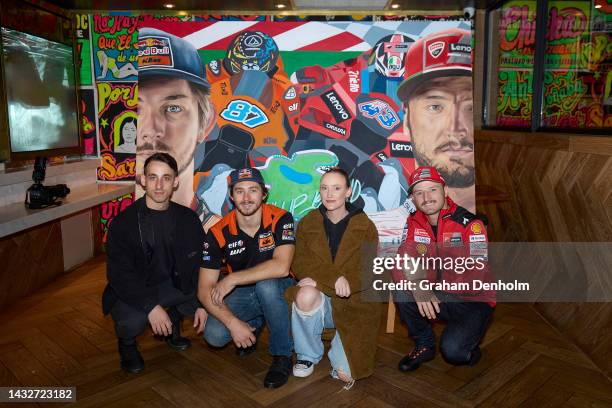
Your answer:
[166,105,183,113]
[426,104,443,113]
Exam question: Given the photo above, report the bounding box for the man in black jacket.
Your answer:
[102,152,207,373]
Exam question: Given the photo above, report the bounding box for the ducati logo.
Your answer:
[428,41,445,58]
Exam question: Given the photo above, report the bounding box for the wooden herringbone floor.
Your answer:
[0,255,610,407]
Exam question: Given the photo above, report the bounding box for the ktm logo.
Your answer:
[428,41,445,58]
[258,232,275,251]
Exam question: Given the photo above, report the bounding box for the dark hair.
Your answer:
[144,152,179,177]
[120,117,137,144]
[322,166,350,188]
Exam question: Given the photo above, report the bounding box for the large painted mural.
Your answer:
[135,16,474,243]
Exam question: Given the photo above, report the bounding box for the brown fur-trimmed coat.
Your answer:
[286,208,381,380]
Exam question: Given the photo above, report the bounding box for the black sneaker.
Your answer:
[264,355,292,389]
[166,309,191,351]
[398,345,435,372]
[468,347,482,366]
[236,326,261,357]
[166,331,192,351]
[118,339,144,374]
[236,342,257,358]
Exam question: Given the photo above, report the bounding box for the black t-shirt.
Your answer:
[320,203,363,261]
[201,204,295,272]
[142,205,176,285]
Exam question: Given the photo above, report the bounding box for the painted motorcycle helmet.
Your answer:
[371,33,413,78]
[223,31,280,75]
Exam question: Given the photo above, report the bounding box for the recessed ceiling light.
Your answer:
[391,4,400,9]
[595,4,602,8]
[164,3,175,8]
[276,3,286,8]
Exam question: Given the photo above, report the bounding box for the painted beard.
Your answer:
[413,141,475,188]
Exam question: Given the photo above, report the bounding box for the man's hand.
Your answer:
[298,277,317,287]
[193,307,208,334]
[211,274,236,306]
[148,305,172,336]
[228,318,256,348]
[416,294,440,320]
[334,276,351,298]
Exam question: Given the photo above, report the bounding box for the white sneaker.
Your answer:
[293,360,314,377]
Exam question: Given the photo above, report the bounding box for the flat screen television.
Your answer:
[1,27,81,160]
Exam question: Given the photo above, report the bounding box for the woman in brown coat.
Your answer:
[286,167,381,389]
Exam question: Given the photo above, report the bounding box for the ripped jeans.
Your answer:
[291,292,351,379]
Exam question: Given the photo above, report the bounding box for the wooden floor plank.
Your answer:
[350,395,396,408]
[70,369,171,408]
[150,376,213,408]
[0,346,60,386]
[476,362,555,407]
[375,363,473,408]
[20,331,83,380]
[455,348,539,403]
[562,393,612,408]
[357,375,443,408]
[163,356,263,408]
[98,387,176,408]
[37,317,102,360]
[519,376,574,407]
[57,311,116,347]
[267,373,356,408]
[0,255,610,407]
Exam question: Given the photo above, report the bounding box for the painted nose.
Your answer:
[139,108,164,142]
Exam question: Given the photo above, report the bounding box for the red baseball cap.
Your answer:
[397,28,472,102]
[408,166,445,193]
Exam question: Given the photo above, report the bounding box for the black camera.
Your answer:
[25,183,70,209]
[24,157,71,209]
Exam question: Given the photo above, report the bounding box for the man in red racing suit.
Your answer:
[392,166,494,372]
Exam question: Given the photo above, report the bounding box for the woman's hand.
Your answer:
[334,276,350,297]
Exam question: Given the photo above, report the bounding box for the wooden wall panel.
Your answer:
[0,221,64,309]
[475,129,612,377]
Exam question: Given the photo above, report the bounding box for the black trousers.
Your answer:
[110,280,198,340]
[394,291,493,364]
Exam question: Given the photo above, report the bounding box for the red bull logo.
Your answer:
[138,36,173,68]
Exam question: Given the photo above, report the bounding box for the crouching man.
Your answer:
[394,166,494,372]
[102,153,207,373]
[198,167,295,388]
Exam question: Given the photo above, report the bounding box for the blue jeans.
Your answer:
[203,277,294,357]
[394,291,493,365]
[292,292,351,378]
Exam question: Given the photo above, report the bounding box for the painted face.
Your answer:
[231,181,265,217]
[140,160,178,206]
[320,172,351,213]
[137,78,203,180]
[406,76,474,188]
[122,120,137,144]
[411,180,446,216]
